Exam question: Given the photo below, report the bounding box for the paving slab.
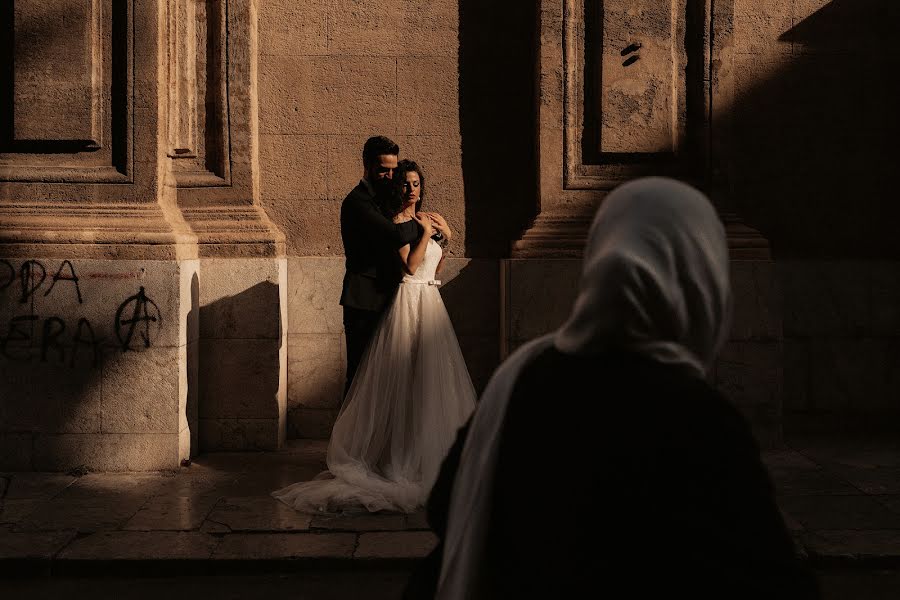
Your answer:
[802,530,900,563]
[0,499,44,524]
[58,473,174,501]
[770,467,860,496]
[16,497,146,533]
[779,495,900,531]
[0,530,77,559]
[212,532,356,560]
[3,473,76,500]
[825,466,900,495]
[123,495,220,531]
[355,532,438,559]
[310,512,408,532]
[58,531,219,560]
[203,496,313,532]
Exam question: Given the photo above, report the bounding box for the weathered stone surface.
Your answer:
[259,55,397,136]
[729,260,781,341]
[4,473,75,500]
[204,496,312,532]
[782,339,810,414]
[199,419,280,452]
[287,257,345,335]
[259,0,328,56]
[311,513,407,532]
[802,529,900,560]
[288,335,344,410]
[440,259,501,336]
[768,467,858,497]
[733,0,793,57]
[288,408,338,440]
[0,499,43,524]
[212,532,356,559]
[869,262,900,335]
[397,57,460,135]
[779,495,900,531]
[0,530,76,560]
[355,531,438,558]
[31,433,180,472]
[457,335,500,395]
[715,341,783,448]
[57,473,170,501]
[0,434,33,470]
[3,259,185,351]
[327,0,457,57]
[0,355,102,434]
[826,466,900,496]
[199,258,286,340]
[260,134,329,201]
[58,531,218,560]
[778,261,871,338]
[761,449,819,470]
[324,135,371,201]
[263,198,344,256]
[199,339,282,419]
[506,259,581,343]
[808,339,900,413]
[19,496,145,533]
[101,348,180,434]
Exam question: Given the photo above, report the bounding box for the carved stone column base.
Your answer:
[0,203,198,260]
[510,205,600,258]
[181,205,286,258]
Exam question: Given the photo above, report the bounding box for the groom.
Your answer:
[339,135,407,396]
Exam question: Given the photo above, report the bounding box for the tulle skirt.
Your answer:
[272,280,476,514]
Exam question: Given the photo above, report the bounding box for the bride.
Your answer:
[273,159,477,514]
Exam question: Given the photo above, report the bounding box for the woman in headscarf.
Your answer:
[409,178,818,599]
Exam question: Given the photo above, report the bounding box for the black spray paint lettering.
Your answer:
[115,286,162,351]
[44,260,83,304]
[0,315,38,361]
[41,317,67,363]
[0,260,14,291]
[0,259,83,305]
[19,260,46,303]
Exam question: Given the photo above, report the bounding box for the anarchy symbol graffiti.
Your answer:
[114,286,162,351]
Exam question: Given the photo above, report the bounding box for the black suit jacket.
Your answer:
[339,182,407,312]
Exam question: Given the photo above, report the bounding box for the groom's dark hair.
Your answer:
[362,135,400,168]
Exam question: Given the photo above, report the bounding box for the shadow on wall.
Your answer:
[198,280,284,452]
[458,0,541,258]
[438,260,502,395]
[186,272,199,457]
[726,0,899,260]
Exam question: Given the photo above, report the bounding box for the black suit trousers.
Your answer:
[342,305,382,398]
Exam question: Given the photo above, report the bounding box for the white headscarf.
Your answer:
[436,177,732,599]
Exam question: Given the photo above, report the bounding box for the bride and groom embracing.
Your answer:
[273,136,476,514]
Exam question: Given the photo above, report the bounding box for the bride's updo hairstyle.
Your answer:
[388,159,426,215]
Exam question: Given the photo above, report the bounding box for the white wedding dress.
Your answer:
[273,238,477,514]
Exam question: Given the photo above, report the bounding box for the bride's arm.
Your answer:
[398,214,434,275]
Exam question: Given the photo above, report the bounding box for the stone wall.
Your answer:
[725,0,900,427]
[256,1,464,257]
[0,257,198,470]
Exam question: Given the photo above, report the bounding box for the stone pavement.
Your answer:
[2,436,900,578]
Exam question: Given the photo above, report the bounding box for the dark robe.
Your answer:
[406,347,820,599]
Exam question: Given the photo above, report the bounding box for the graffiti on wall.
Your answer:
[0,259,162,368]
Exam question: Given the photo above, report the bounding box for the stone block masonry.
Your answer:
[0,258,199,471]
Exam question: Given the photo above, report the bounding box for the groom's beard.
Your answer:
[373,178,399,215]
